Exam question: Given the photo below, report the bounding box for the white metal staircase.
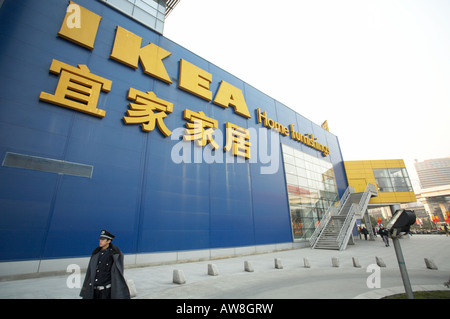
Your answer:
[309,183,378,250]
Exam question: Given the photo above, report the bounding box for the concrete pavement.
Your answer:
[0,234,449,299]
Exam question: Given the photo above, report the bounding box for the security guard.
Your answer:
[80,230,131,299]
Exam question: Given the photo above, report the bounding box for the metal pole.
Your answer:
[392,237,414,299]
[363,209,375,241]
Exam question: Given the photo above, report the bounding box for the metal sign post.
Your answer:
[391,234,414,299]
[387,210,417,299]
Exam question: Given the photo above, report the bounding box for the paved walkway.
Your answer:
[0,235,449,299]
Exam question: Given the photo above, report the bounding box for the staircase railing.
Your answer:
[336,203,358,250]
[309,206,334,249]
[311,183,378,250]
[358,183,378,216]
[336,183,378,250]
[309,186,354,248]
[335,185,354,212]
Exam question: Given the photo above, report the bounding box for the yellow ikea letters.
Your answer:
[57,2,251,119]
[57,1,102,50]
[110,26,172,84]
[178,59,213,101]
[109,26,141,69]
[178,62,251,118]
[213,81,251,119]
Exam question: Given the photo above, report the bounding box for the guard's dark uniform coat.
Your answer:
[80,243,130,299]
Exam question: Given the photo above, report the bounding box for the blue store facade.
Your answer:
[0,0,347,274]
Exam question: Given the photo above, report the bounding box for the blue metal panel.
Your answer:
[250,156,293,244]
[43,174,141,258]
[209,161,255,248]
[0,168,59,261]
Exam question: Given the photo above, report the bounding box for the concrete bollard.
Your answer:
[424,258,438,270]
[303,257,311,268]
[208,263,219,276]
[173,269,186,284]
[126,279,137,298]
[352,257,361,268]
[274,258,283,269]
[244,261,254,272]
[332,257,339,267]
[376,256,386,267]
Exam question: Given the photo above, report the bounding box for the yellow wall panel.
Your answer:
[344,159,416,204]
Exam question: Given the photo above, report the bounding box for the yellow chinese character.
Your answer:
[224,122,251,159]
[183,109,219,149]
[123,87,173,136]
[39,59,112,117]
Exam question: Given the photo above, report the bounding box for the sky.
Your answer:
[164,0,450,191]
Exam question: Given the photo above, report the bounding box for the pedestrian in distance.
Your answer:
[361,226,369,240]
[80,230,131,299]
[444,224,449,237]
[378,225,390,247]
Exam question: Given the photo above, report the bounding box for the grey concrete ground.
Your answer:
[0,235,449,299]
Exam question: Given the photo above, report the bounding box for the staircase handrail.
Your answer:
[309,185,354,248]
[336,183,378,250]
[358,183,378,213]
[309,205,335,248]
[335,185,354,212]
[336,203,358,250]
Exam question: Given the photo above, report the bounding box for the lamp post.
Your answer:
[386,209,417,299]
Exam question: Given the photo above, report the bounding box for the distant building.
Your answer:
[414,157,450,189]
[415,185,450,225]
[413,157,450,226]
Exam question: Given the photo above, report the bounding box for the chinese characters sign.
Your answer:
[124,88,173,137]
[40,59,111,118]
